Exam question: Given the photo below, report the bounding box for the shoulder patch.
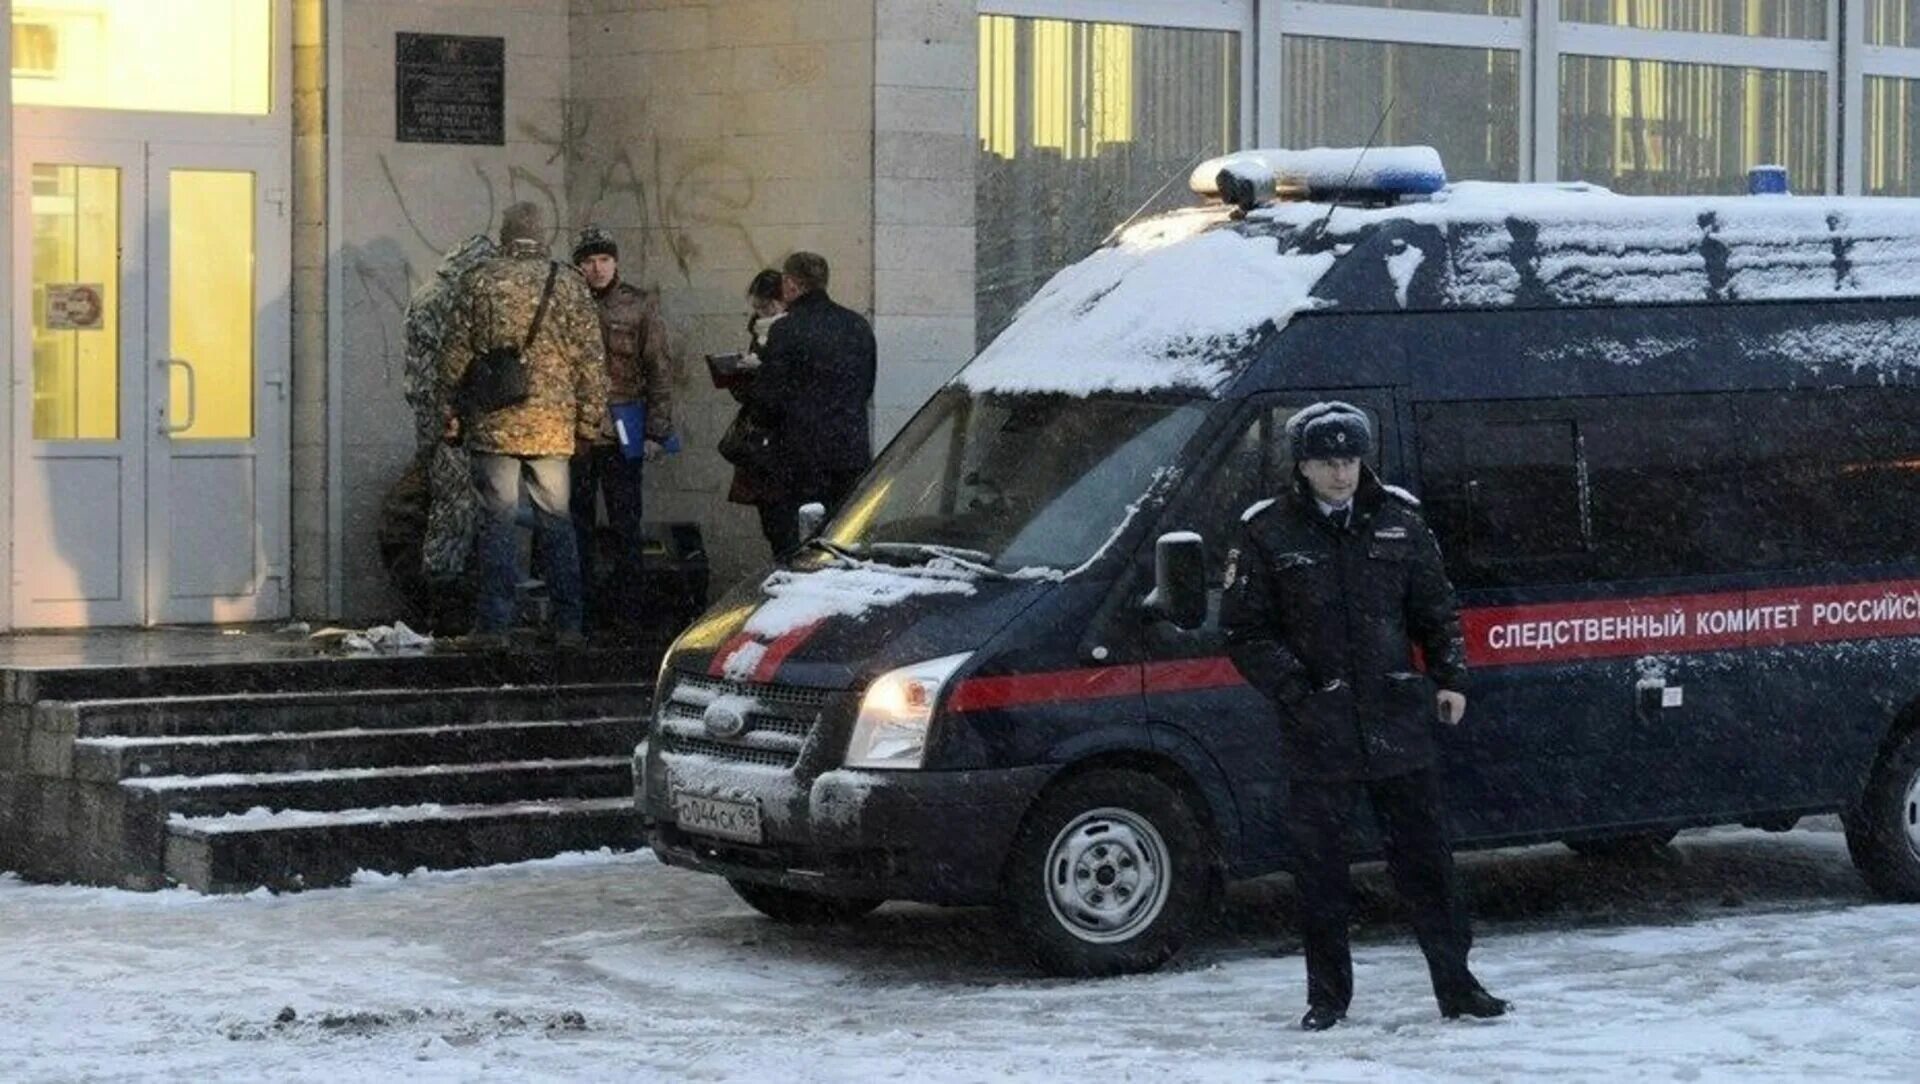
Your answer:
[1380,484,1421,508]
[1240,497,1278,523]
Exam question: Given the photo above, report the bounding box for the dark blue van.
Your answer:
[638,164,1920,976]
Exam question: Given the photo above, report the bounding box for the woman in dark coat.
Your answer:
[722,269,789,554]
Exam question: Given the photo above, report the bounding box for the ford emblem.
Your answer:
[703,702,748,739]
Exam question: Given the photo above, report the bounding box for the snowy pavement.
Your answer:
[3,823,1916,1083]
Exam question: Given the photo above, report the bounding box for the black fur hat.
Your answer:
[1288,401,1373,461]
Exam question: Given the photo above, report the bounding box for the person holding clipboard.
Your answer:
[715,269,788,556]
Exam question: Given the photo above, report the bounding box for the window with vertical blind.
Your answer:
[1559,57,1828,194]
[976,14,1241,349]
[1283,36,1522,183]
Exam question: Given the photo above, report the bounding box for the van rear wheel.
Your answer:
[1564,830,1678,858]
[727,880,884,924]
[1844,727,1920,901]
[1002,770,1212,977]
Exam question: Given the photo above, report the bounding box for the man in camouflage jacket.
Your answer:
[404,235,495,582]
[569,224,676,630]
[439,202,609,642]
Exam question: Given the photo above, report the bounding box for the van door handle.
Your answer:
[1636,677,1683,717]
[161,357,197,435]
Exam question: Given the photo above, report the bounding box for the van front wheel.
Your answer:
[1003,770,1212,977]
[1844,727,1920,901]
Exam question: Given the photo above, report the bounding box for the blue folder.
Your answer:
[611,403,680,461]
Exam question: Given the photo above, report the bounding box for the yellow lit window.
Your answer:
[31,164,120,442]
[11,0,270,115]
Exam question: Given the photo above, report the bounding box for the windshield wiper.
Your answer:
[801,538,863,566]
[864,542,1009,578]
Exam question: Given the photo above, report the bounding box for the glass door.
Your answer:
[9,139,290,627]
[145,141,290,624]
[10,139,147,627]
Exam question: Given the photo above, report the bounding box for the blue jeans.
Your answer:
[471,453,581,633]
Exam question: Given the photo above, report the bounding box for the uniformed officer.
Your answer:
[570,224,675,632]
[1221,401,1509,1031]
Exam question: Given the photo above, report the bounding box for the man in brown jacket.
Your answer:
[440,202,608,646]
[570,224,675,631]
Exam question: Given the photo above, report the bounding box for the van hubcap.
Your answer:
[1044,807,1171,944]
[1905,768,1920,859]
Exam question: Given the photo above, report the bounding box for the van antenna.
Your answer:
[1095,150,1209,251]
[1297,94,1396,250]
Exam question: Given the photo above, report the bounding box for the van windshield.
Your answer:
[824,389,1209,572]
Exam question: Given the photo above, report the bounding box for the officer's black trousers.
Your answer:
[1285,768,1475,1012]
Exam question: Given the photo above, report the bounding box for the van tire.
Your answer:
[1564,830,1678,858]
[727,880,884,924]
[1002,770,1211,977]
[1844,728,1920,901]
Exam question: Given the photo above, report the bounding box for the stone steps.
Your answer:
[47,682,647,739]
[164,796,640,893]
[127,755,635,818]
[72,715,644,781]
[0,645,659,892]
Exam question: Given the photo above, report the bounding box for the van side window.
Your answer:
[1421,389,1920,589]
[1733,388,1920,571]
[1417,404,1593,586]
[1182,399,1382,587]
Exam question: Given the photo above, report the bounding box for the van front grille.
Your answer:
[655,672,831,771]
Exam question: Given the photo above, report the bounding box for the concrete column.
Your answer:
[872,0,976,445]
[292,0,331,618]
[0,1,15,633]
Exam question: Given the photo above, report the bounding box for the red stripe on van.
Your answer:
[752,622,823,683]
[708,633,756,677]
[1463,578,1920,668]
[949,666,1144,713]
[1143,657,1247,693]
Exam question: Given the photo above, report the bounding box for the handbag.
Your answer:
[458,262,557,416]
[718,407,773,471]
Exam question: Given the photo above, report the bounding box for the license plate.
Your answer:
[672,791,763,844]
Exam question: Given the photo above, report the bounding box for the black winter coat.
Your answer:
[744,289,877,495]
[1221,467,1470,781]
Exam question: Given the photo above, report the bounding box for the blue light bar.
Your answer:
[1190,146,1448,203]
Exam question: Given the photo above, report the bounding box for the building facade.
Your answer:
[0,0,1914,630]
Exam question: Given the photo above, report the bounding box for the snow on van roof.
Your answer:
[955,181,1920,398]
[956,208,1337,397]
[1258,181,1920,308]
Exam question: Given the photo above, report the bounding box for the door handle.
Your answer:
[161,357,197,435]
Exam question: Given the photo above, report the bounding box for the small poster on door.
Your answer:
[45,283,105,331]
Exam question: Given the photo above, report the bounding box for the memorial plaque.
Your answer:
[396,32,505,146]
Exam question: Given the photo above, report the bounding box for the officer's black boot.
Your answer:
[1437,983,1510,1020]
[1300,1005,1346,1032]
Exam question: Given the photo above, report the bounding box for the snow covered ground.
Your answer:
[3,822,1916,1083]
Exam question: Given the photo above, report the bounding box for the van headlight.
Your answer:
[845,653,971,770]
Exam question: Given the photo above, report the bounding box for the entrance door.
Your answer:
[11,138,290,627]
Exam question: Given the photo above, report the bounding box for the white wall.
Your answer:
[567,0,877,587]
[335,0,572,620]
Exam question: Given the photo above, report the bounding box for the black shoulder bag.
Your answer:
[458,262,558,416]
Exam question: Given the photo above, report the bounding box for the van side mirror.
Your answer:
[797,502,827,542]
[1142,532,1207,630]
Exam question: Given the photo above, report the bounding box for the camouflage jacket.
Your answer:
[588,277,675,445]
[439,240,609,458]
[403,235,495,449]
